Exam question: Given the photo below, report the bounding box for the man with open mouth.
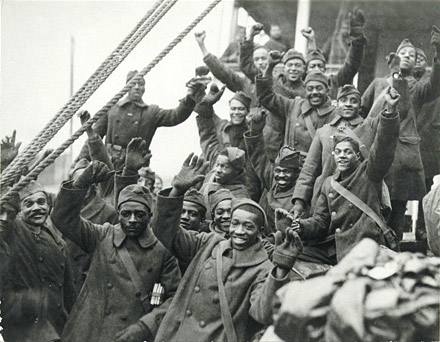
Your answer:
[1,180,76,342]
[292,88,401,265]
[153,153,303,342]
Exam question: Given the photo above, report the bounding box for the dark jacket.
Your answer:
[292,112,364,211]
[1,218,76,342]
[299,111,399,263]
[153,189,289,342]
[51,178,181,342]
[244,131,295,234]
[360,64,440,200]
[257,75,336,155]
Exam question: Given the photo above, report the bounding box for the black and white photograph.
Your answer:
[1,0,440,341]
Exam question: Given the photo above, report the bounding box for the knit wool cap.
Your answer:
[208,188,233,213]
[226,147,246,170]
[117,184,153,212]
[275,146,301,169]
[396,39,416,54]
[306,49,326,65]
[416,48,427,61]
[138,167,156,182]
[337,84,361,101]
[184,188,207,212]
[231,197,268,231]
[230,92,252,111]
[282,49,306,65]
[305,70,329,87]
[18,180,48,202]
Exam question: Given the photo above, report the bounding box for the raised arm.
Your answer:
[244,111,273,189]
[51,161,115,253]
[333,8,367,88]
[240,23,264,81]
[367,88,400,182]
[152,154,211,262]
[195,31,248,93]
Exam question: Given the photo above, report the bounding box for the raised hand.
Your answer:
[1,130,22,169]
[349,7,365,39]
[431,25,440,54]
[301,27,315,40]
[78,109,97,139]
[274,208,295,237]
[272,227,304,272]
[194,31,207,45]
[186,76,211,103]
[171,153,209,196]
[246,23,264,41]
[384,87,401,113]
[73,160,114,189]
[249,108,267,133]
[125,137,152,172]
[201,83,226,106]
[386,52,401,75]
[291,199,306,219]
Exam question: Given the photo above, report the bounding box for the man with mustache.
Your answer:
[292,89,400,264]
[153,153,303,342]
[51,138,181,342]
[360,27,440,241]
[1,180,76,342]
[257,61,337,164]
[77,70,205,170]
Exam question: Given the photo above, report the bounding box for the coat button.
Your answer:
[34,317,39,324]
[194,286,200,293]
[349,204,354,209]
[205,264,211,269]
[38,256,44,262]
[199,321,206,328]
[294,141,299,145]
[212,297,219,304]
[57,303,62,309]
[60,263,65,269]
[329,192,334,198]
[335,228,341,233]
[227,276,233,282]
[331,211,337,217]
[295,123,300,127]
[107,283,113,289]
[349,223,353,228]
[186,310,192,316]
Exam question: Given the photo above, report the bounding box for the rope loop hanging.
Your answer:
[0,0,176,187]
[0,0,222,203]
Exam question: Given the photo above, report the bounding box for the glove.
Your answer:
[386,52,401,76]
[249,108,267,133]
[113,322,152,342]
[349,7,365,39]
[72,160,114,189]
[272,228,303,270]
[274,208,294,238]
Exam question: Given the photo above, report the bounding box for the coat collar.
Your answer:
[328,112,364,127]
[113,225,157,248]
[301,97,334,117]
[118,96,148,108]
[215,238,268,267]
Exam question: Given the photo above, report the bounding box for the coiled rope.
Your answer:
[0,0,222,202]
[0,0,177,187]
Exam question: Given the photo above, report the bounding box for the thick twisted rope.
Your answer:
[0,0,173,186]
[0,0,222,202]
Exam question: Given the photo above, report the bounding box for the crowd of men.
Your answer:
[1,7,440,342]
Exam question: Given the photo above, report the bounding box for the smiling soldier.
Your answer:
[153,153,303,342]
[1,181,76,342]
[292,88,401,264]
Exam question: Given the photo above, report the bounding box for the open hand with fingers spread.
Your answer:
[125,137,152,172]
[272,227,303,275]
[1,130,22,169]
[78,109,97,139]
[73,160,114,189]
[171,153,209,196]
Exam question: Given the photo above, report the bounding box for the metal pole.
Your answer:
[294,0,311,54]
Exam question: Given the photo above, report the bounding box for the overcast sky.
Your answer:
[1,0,237,185]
